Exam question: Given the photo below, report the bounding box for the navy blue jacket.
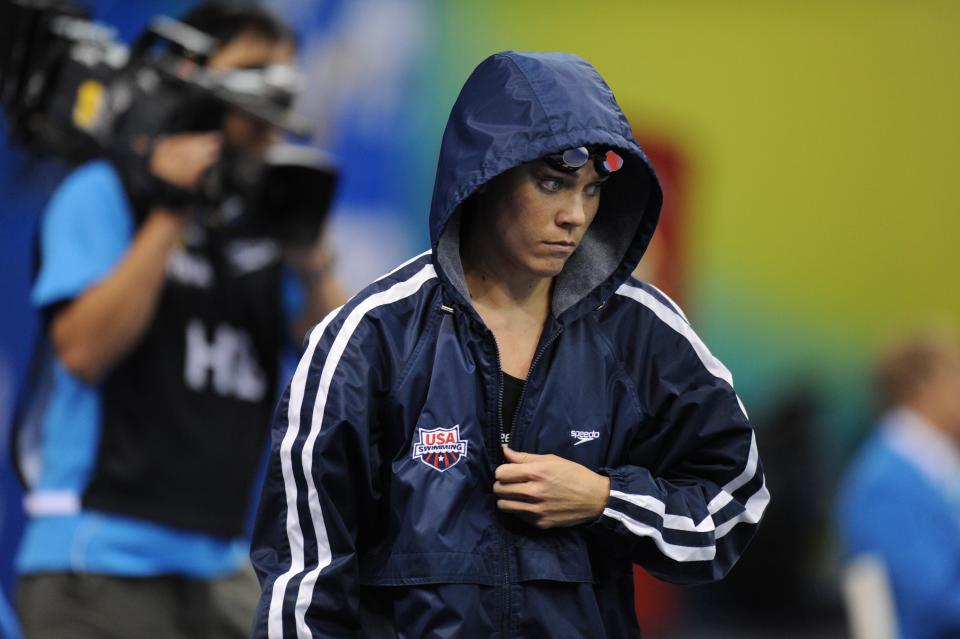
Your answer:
[251,51,769,638]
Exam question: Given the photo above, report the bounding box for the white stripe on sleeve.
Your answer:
[604,284,769,557]
[608,490,716,533]
[267,306,342,639]
[644,282,690,324]
[374,249,432,282]
[609,433,768,537]
[615,283,743,416]
[284,264,436,638]
[602,508,717,562]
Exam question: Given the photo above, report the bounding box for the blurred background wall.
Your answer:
[2,1,958,637]
[435,0,960,472]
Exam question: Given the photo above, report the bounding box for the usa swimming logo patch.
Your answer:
[412,425,468,472]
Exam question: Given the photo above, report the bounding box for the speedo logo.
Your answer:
[570,430,601,446]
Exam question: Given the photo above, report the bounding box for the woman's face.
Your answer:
[476,160,607,279]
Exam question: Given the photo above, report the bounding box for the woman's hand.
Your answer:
[494,446,611,528]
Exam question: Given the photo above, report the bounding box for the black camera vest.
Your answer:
[83,230,283,538]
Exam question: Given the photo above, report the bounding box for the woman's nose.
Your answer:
[556,194,588,228]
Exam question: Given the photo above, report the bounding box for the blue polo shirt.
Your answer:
[837,409,960,639]
[16,161,300,577]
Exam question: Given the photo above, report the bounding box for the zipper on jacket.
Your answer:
[488,334,513,639]
[509,324,563,451]
[487,330,508,461]
[492,321,562,638]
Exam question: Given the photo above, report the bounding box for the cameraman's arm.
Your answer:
[286,242,348,344]
[51,208,186,382]
[48,133,220,383]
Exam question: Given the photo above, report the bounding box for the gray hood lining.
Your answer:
[437,161,653,319]
[437,210,470,306]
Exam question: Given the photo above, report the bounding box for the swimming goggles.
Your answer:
[542,146,624,176]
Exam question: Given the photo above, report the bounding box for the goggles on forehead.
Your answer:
[542,146,624,176]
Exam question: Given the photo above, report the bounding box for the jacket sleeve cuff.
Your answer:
[585,467,628,530]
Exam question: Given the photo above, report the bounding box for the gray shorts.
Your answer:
[16,567,260,639]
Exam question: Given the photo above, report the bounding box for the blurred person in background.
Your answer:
[837,328,960,639]
[250,51,768,638]
[12,3,344,638]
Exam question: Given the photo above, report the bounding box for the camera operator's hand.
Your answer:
[149,132,222,190]
[285,241,348,343]
[285,241,336,284]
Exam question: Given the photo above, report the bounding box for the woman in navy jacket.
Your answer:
[251,51,769,638]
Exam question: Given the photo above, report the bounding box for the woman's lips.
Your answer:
[542,241,576,254]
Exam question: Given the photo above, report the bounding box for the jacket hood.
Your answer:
[429,51,663,320]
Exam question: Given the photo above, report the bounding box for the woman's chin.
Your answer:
[526,257,569,279]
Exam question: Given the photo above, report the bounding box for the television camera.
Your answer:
[0,0,337,244]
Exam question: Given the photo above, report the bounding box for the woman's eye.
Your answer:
[539,177,561,192]
[585,183,603,196]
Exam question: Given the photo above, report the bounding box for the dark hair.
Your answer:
[874,328,960,407]
[179,1,294,49]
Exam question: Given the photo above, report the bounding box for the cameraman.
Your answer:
[13,3,345,638]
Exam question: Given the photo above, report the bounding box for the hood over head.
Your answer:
[430,51,663,320]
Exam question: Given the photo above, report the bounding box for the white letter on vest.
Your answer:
[184,319,266,401]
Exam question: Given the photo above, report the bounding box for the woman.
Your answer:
[252,51,768,638]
